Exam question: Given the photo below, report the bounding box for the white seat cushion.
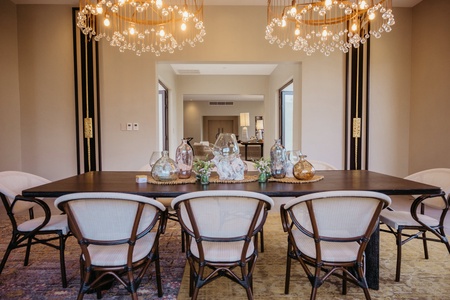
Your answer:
[380,210,439,230]
[87,232,156,266]
[190,239,255,262]
[292,227,360,262]
[17,214,70,235]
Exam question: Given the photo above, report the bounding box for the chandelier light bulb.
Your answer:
[103,16,110,27]
[351,22,358,32]
[281,18,287,27]
[156,0,163,9]
[289,6,297,16]
[325,0,332,7]
[322,27,327,37]
[359,0,369,10]
[294,27,300,36]
[369,12,375,20]
[129,25,136,35]
[181,22,187,31]
[96,5,103,14]
[159,27,165,37]
[118,0,126,6]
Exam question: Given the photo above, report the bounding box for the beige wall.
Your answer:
[409,0,450,173]
[0,0,21,170]
[369,8,413,176]
[1,0,449,180]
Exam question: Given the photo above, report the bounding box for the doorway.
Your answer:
[202,116,239,143]
[279,80,294,150]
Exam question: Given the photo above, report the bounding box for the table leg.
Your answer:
[365,224,379,290]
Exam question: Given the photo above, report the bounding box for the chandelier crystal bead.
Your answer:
[266,0,395,56]
[77,0,206,56]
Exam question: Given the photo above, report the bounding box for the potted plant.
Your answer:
[254,157,271,183]
[192,158,215,185]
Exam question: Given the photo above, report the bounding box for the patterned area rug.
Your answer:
[0,217,185,299]
[2,212,450,299]
[177,213,450,299]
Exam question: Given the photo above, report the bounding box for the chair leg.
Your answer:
[155,255,163,297]
[24,237,32,266]
[181,228,186,253]
[422,231,429,259]
[342,270,347,295]
[284,241,292,294]
[59,234,68,288]
[259,228,264,253]
[395,229,403,282]
[0,242,14,275]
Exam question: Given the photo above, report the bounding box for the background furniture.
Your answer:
[55,192,167,300]
[240,142,264,161]
[172,190,274,299]
[0,171,70,287]
[380,168,450,282]
[281,191,391,300]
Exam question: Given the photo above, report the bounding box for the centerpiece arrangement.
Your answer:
[253,157,271,183]
[192,158,215,185]
[211,133,246,181]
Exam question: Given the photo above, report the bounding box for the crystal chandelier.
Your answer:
[77,0,206,56]
[265,0,395,56]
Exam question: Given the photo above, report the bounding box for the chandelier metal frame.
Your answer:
[266,0,395,56]
[77,0,206,56]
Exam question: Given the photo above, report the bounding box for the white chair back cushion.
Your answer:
[0,171,50,214]
[286,191,391,239]
[173,191,273,239]
[56,193,165,242]
[179,197,260,238]
[405,168,450,209]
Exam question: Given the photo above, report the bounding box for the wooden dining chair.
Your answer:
[172,190,274,300]
[0,171,70,288]
[55,192,167,300]
[379,168,450,282]
[281,190,391,300]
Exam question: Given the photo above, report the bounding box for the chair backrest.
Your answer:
[284,191,391,241]
[172,190,273,240]
[55,192,166,243]
[405,168,450,209]
[308,160,338,170]
[0,171,50,214]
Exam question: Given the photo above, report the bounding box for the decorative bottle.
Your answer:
[293,154,316,180]
[151,150,178,181]
[270,139,286,179]
[176,138,194,179]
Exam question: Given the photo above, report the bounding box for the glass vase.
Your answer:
[200,173,210,185]
[176,138,194,179]
[270,139,286,179]
[258,172,268,183]
[293,154,316,180]
[151,150,178,181]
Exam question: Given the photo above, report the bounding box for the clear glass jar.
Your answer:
[293,154,316,180]
[176,138,194,179]
[151,150,178,181]
[270,139,286,179]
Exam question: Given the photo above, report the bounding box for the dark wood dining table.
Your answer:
[22,170,441,290]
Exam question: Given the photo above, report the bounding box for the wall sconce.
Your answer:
[240,112,250,142]
[255,116,264,142]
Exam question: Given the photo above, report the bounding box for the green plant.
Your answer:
[192,158,215,176]
[253,157,271,176]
